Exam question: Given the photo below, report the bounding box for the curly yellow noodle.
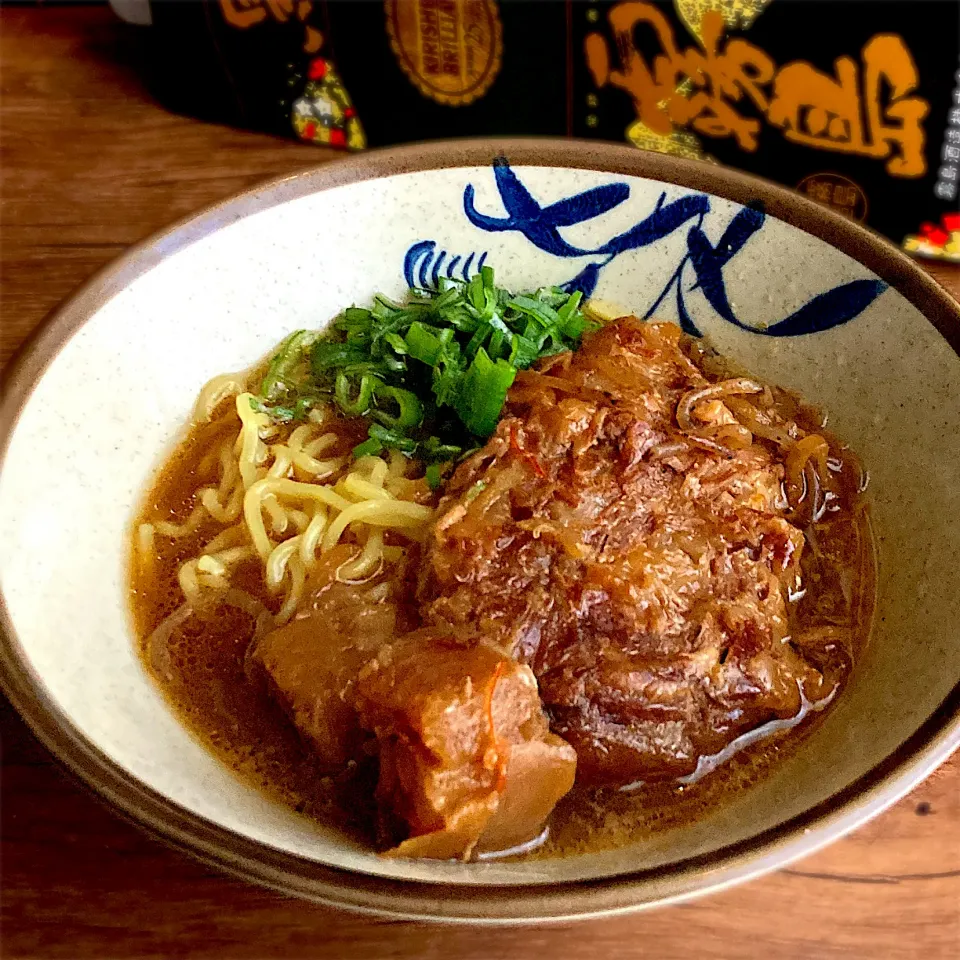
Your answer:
[197,573,228,591]
[236,393,269,488]
[362,456,389,487]
[263,495,289,536]
[226,483,245,519]
[293,451,346,479]
[137,523,156,575]
[254,476,354,509]
[210,545,255,566]
[287,508,311,533]
[287,424,314,453]
[200,486,242,524]
[321,499,432,553]
[146,603,192,676]
[155,502,206,538]
[220,587,272,637]
[340,473,394,502]
[178,560,202,607]
[337,530,384,582]
[147,371,437,646]
[268,446,293,479]
[201,523,247,555]
[384,477,423,500]
[244,477,351,559]
[275,553,305,626]
[303,433,338,458]
[218,441,236,481]
[266,536,301,592]
[298,508,328,566]
[195,373,246,422]
[197,554,227,578]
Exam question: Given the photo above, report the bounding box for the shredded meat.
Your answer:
[419,319,826,785]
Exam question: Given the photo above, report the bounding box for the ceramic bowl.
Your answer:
[1,140,959,923]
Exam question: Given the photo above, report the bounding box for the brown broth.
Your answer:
[129,404,875,860]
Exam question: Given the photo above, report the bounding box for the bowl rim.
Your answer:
[1,137,959,924]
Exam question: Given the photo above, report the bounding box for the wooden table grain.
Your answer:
[1,8,959,959]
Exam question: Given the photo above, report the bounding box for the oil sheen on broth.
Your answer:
[129,321,875,859]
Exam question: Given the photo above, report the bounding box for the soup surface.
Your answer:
[130,286,874,861]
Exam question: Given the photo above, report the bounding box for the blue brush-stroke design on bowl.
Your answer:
[404,242,488,290]
[403,158,887,337]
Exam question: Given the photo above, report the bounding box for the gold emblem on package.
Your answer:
[385,0,503,107]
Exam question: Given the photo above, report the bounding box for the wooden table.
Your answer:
[2,7,958,958]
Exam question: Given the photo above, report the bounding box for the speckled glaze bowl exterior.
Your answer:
[1,140,959,923]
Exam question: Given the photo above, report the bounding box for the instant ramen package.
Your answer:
[125,0,960,262]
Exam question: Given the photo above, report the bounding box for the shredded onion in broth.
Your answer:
[675,373,835,520]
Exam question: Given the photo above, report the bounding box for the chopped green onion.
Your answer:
[335,373,376,416]
[378,352,407,374]
[260,329,315,400]
[343,306,373,325]
[511,334,539,368]
[508,296,560,329]
[293,396,320,420]
[467,273,485,311]
[422,437,462,461]
[372,384,424,430]
[249,394,317,423]
[425,463,445,491]
[557,289,583,321]
[455,347,516,437]
[405,321,443,365]
[384,332,408,355]
[254,266,600,490]
[353,436,383,458]
[465,321,491,359]
[313,340,369,375]
[368,422,417,453]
